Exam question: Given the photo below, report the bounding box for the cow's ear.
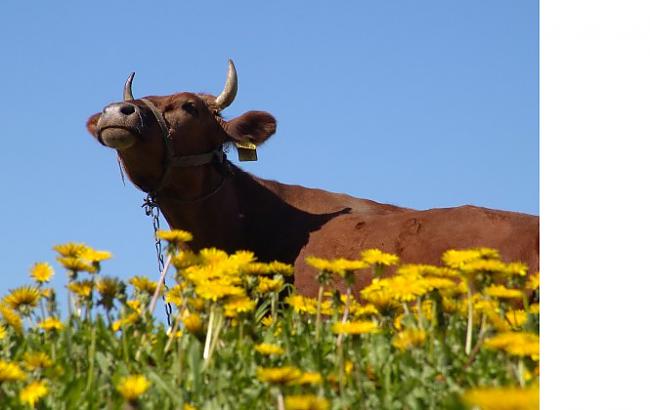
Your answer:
[220,111,276,146]
[87,112,101,136]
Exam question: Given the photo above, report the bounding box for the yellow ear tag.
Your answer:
[234,141,258,161]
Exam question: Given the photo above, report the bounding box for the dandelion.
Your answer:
[0,360,26,382]
[484,332,540,359]
[392,328,427,351]
[126,299,143,314]
[0,325,5,340]
[181,312,204,335]
[224,296,255,317]
[4,286,41,311]
[284,394,330,410]
[360,249,400,266]
[22,352,53,371]
[305,256,333,272]
[260,316,274,327]
[526,271,540,290]
[484,285,524,300]
[256,366,302,384]
[30,262,54,283]
[199,248,229,264]
[172,250,201,270]
[0,304,23,333]
[257,277,283,294]
[156,229,193,244]
[351,303,379,318]
[38,317,64,332]
[68,280,94,298]
[195,281,245,302]
[57,257,97,274]
[441,248,501,269]
[19,380,48,407]
[397,264,458,278]
[129,276,157,295]
[332,320,378,335]
[116,374,151,402]
[53,242,90,258]
[165,285,184,306]
[267,261,294,276]
[80,248,112,263]
[505,310,528,327]
[286,295,318,315]
[383,276,428,302]
[293,371,323,386]
[463,386,539,410]
[255,343,285,356]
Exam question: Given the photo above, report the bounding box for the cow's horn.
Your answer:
[123,72,135,101]
[214,59,238,110]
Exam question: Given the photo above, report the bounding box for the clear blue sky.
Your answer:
[0,1,538,306]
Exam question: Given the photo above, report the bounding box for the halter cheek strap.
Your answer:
[140,98,228,202]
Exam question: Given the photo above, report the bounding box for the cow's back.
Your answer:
[293,205,539,297]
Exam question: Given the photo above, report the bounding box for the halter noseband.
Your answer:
[140,98,229,203]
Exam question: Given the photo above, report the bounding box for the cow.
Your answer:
[86,60,539,297]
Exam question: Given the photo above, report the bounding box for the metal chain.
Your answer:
[142,195,174,327]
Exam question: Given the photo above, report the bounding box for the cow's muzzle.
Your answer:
[96,102,143,149]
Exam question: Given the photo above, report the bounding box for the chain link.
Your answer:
[143,195,174,327]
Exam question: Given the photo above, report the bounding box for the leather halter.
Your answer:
[140,98,228,203]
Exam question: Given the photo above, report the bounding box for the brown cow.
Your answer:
[86,61,539,297]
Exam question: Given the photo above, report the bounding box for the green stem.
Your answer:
[336,286,352,348]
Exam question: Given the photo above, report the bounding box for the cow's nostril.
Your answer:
[120,105,135,116]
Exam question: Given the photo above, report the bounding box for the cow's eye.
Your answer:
[182,102,198,116]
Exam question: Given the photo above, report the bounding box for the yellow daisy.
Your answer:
[4,286,41,311]
[256,366,302,384]
[255,343,285,356]
[30,262,54,283]
[285,394,330,410]
[116,374,151,401]
[332,320,378,335]
[68,280,94,298]
[392,328,427,351]
[224,296,255,317]
[0,304,23,333]
[360,249,400,266]
[22,352,53,371]
[0,360,26,382]
[19,380,48,407]
[38,317,64,332]
[129,276,158,295]
[156,229,193,244]
[257,277,284,294]
[53,242,90,258]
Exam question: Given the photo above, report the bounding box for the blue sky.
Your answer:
[0,1,538,308]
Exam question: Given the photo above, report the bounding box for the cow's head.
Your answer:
[86,60,276,195]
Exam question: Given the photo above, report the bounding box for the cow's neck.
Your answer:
[155,165,344,263]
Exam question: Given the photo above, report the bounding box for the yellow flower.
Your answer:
[183,405,198,410]
[22,352,53,371]
[0,360,26,382]
[257,277,284,294]
[199,248,229,265]
[0,325,5,340]
[57,257,97,273]
[484,285,524,300]
[360,280,400,312]
[392,328,427,351]
[330,258,368,276]
[382,276,428,302]
[172,250,201,270]
[284,394,330,410]
[267,261,294,276]
[195,281,245,302]
[182,312,204,335]
[332,320,378,335]
[68,280,94,298]
[30,262,54,283]
[97,277,121,298]
[286,295,318,315]
[80,248,112,263]
[526,271,540,290]
[129,276,158,295]
[529,303,540,314]
[224,296,255,317]
[305,256,332,272]
[116,374,151,401]
[441,248,501,268]
[351,303,379,318]
[463,386,539,410]
[260,316,274,327]
[484,332,540,359]
[156,229,193,243]
[126,299,143,314]
[360,249,400,266]
[0,304,23,333]
[256,366,302,384]
[505,310,528,327]
[53,242,90,258]
[19,380,48,407]
[293,371,323,386]
[38,317,64,332]
[165,285,183,306]
[255,343,285,356]
[4,286,41,311]
[397,264,458,278]
[243,262,271,275]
